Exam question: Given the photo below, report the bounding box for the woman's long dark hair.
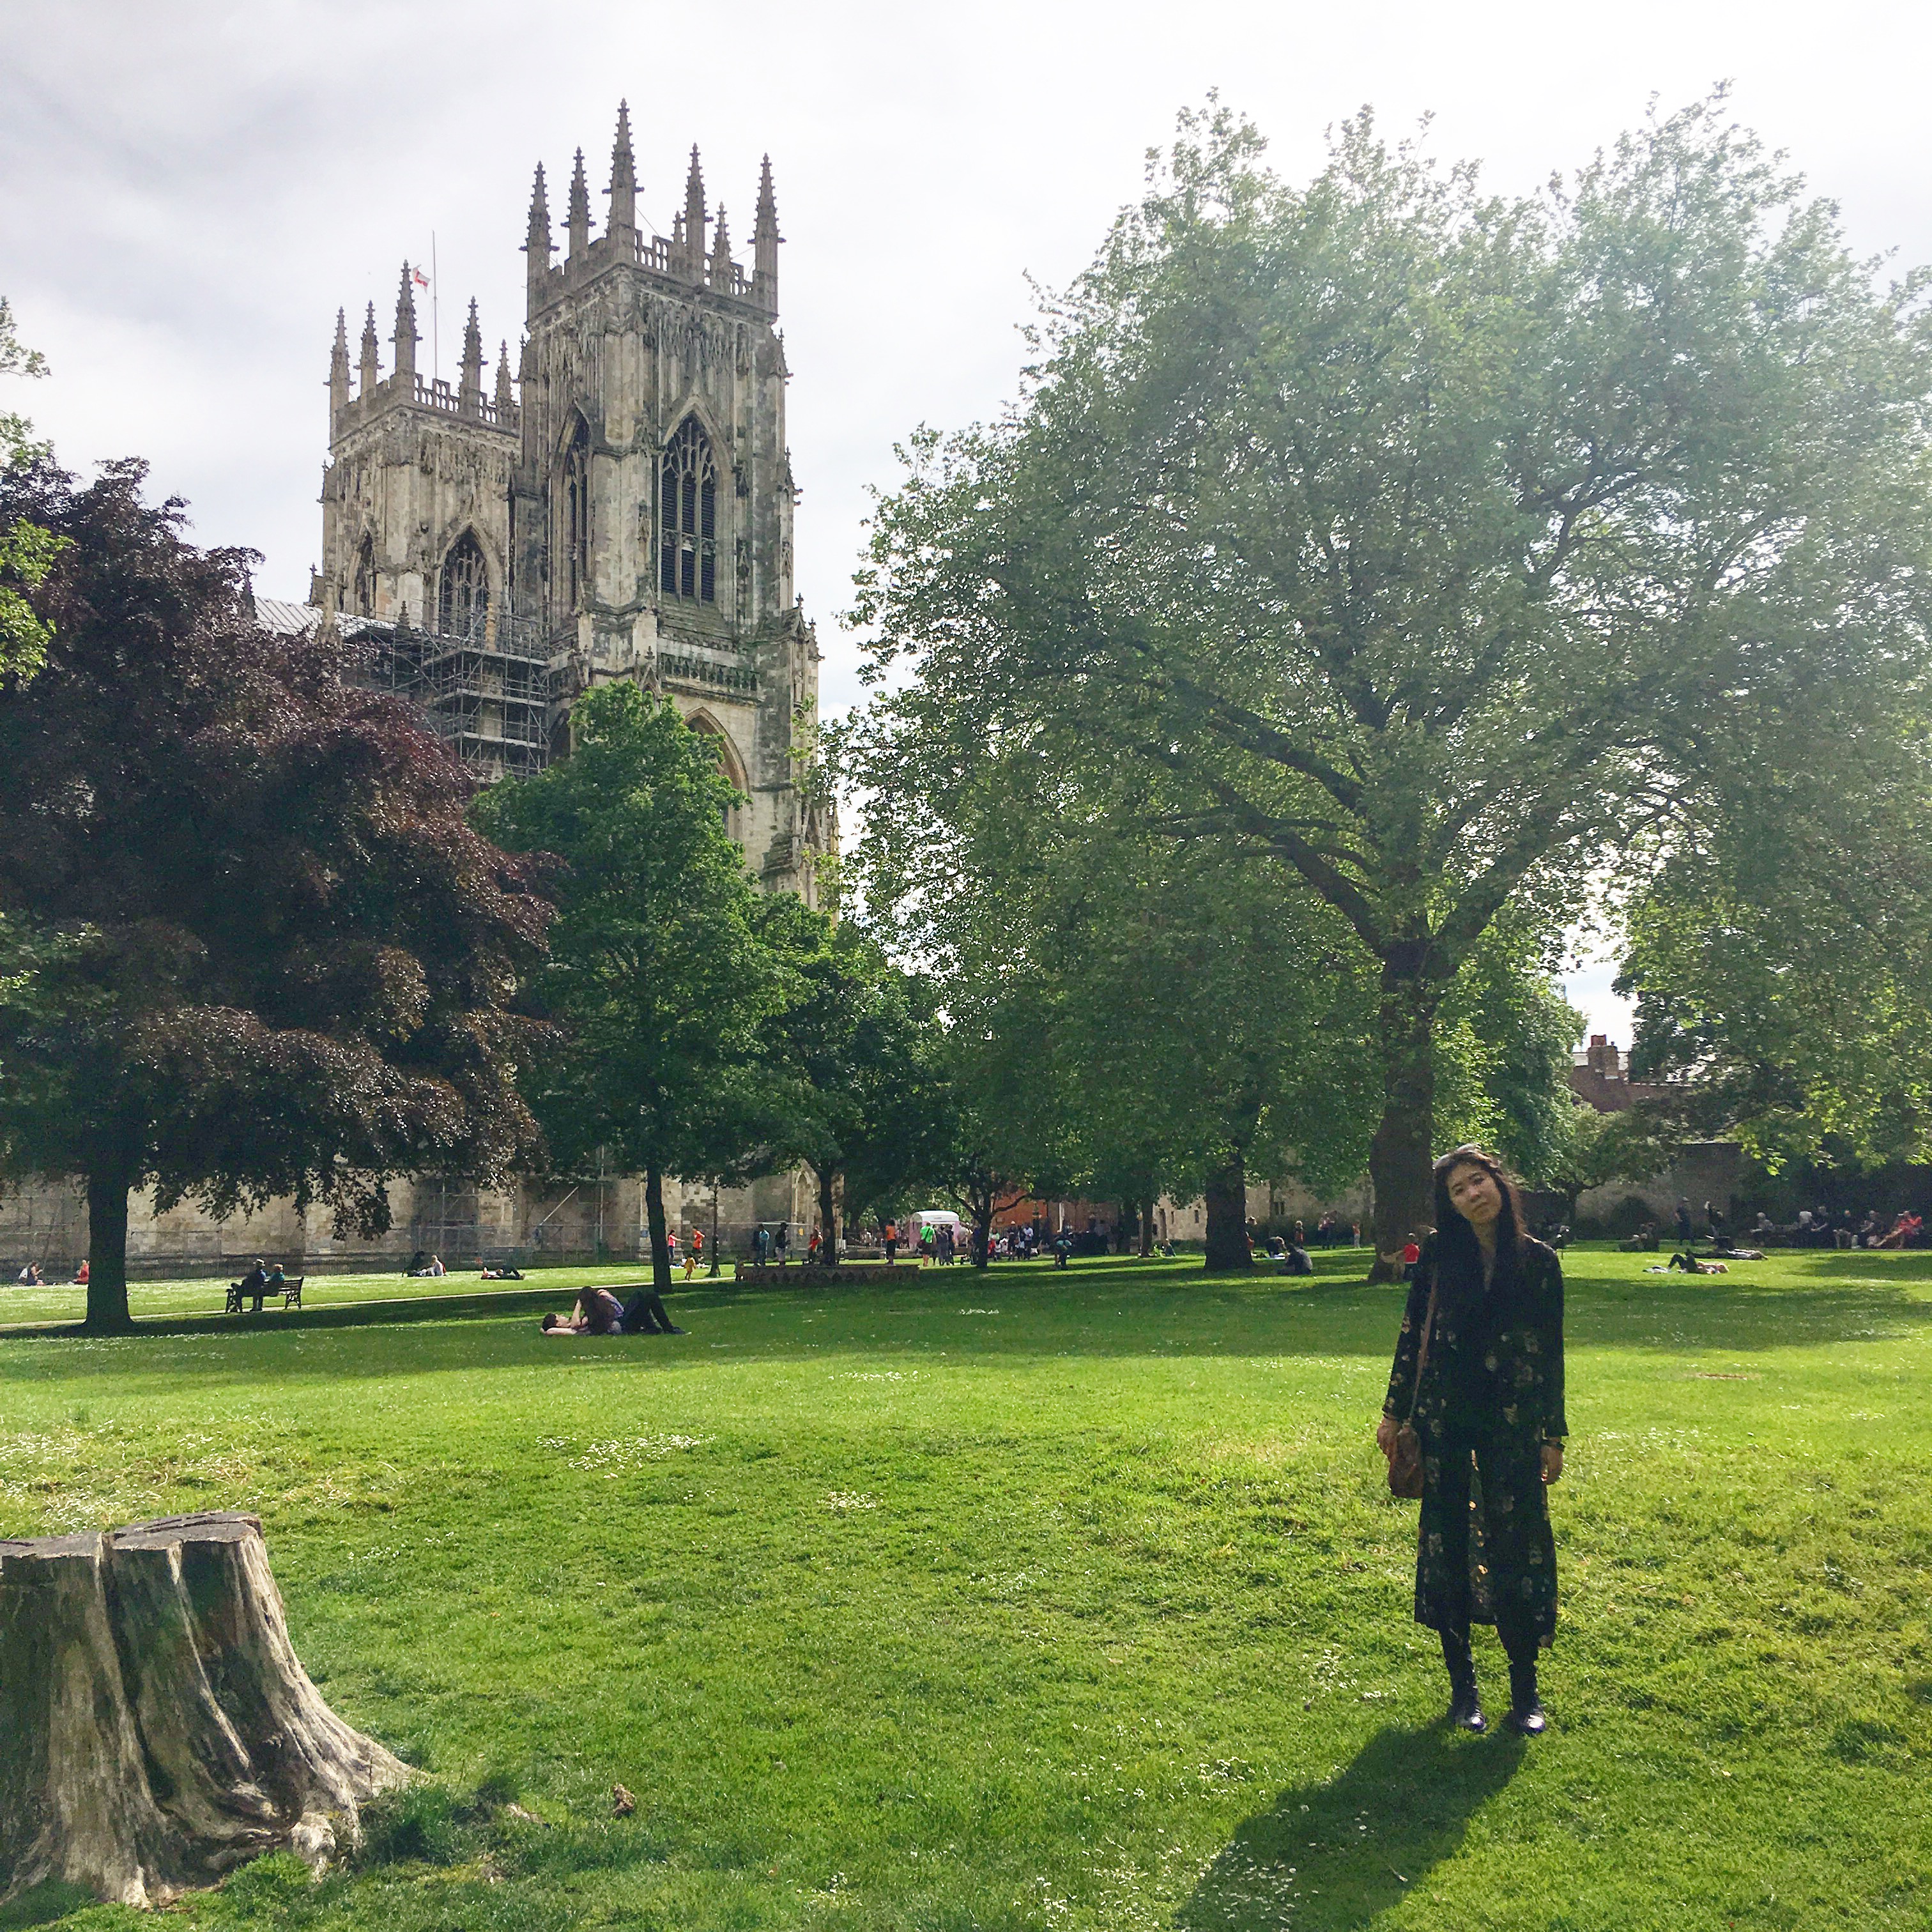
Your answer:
[1431,1144,1529,1289]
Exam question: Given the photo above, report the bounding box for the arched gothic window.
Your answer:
[353,535,377,617]
[687,712,744,836]
[438,531,490,639]
[559,415,591,612]
[659,417,717,604]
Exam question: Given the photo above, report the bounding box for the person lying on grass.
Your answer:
[543,1286,626,1335]
[540,1285,686,1335]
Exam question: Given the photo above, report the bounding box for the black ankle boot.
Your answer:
[1440,1629,1485,1732]
[1506,1657,1546,1735]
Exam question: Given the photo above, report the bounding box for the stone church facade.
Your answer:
[0,109,832,1281]
[316,103,829,898]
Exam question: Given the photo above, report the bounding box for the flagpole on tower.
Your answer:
[431,232,439,387]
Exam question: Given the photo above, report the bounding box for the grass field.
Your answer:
[1,1245,1927,1931]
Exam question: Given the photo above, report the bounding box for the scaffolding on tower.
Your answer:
[360,605,551,781]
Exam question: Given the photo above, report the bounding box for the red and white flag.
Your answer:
[411,266,430,289]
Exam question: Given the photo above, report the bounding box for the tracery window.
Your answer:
[353,535,377,617]
[438,531,489,639]
[560,415,591,611]
[659,417,717,603]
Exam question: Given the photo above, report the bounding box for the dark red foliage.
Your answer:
[0,458,550,1328]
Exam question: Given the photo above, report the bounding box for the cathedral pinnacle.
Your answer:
[567,148,592,263]
[459,299,484,413]
[494,339,516,415]
[709,205,734,291]
[606,100,637,250]
[358,302,380,396]
[328,307,350,420]
[681,144,707,282]
[753,155,781,313]
[525,162,554,310]
[391,264,418,383]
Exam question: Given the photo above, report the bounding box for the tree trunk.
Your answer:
[84,1161,134,1335]
[0,1513,406,1910]
[644,1165,672,1292]
[816,1164,838,1262]
[1368,951,1439,1282]
[1138,1193,1154,1259]
[971,1186,993,1271]
[1204,1152,1252,1273]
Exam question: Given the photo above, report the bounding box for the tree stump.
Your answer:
[0,1511,408,1909]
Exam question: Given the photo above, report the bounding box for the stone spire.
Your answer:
[391,264,418,383]
[753,155,781,312]
[493,339,516,415]
[328,307,350,420]
[525,162,553,309]
[680,144,707,282]
[358,302,381,395]
[606,100,637,252]
[458,299,484,413]
[708,206,735,291]
[567,148,591,263]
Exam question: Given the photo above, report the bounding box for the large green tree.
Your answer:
[755,900,946,1254]
[845,96,1932,1261]
[1618,743,1932,1174]
[0,459,548,1331]
[475,681,785,1290]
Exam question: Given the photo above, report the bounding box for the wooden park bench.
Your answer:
[224,1274,304,1315]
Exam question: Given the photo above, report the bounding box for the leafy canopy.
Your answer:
[843,93,1932,1239]
[0,458,548,1328]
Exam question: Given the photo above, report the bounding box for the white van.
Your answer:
[907,1209,962,1252]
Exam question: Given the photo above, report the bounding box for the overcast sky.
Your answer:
[6,0,1930,1042]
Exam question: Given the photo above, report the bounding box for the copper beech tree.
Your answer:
[846,98,1932,1267]
[0,459,549,1330]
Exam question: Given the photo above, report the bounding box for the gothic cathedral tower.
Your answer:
[317,105,831,903]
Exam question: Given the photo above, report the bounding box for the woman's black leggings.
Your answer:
[1440,1614,1540,1682]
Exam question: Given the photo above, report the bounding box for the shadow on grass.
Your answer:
[0,1879,98,1929]
[1177,1723,1524,1931]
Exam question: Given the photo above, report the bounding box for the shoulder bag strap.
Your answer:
[1405,1254,1439,1425]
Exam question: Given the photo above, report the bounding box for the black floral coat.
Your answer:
[1383,1234,1567,1642]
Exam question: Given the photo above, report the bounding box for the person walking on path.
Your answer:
[1377,1144,1567,1736]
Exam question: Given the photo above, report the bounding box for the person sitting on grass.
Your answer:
[73,1259,89,1285]
[16,1262,44,1285]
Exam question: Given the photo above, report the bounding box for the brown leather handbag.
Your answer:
[1386,1267,1438,1499]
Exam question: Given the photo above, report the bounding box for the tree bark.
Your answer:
[643,1165,672,1292]
[0,1513,406,1910]
[1368,950,1439,1281]
[84,1160,134,1334]
[816,1164,838,1261]
[1204,1152,1252,1273]
[1138,1193,1154,1258]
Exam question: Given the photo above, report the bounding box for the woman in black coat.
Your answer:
[1377,1144,1566,1734]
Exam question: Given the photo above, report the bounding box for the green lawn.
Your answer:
[1,1246,1927,1931]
